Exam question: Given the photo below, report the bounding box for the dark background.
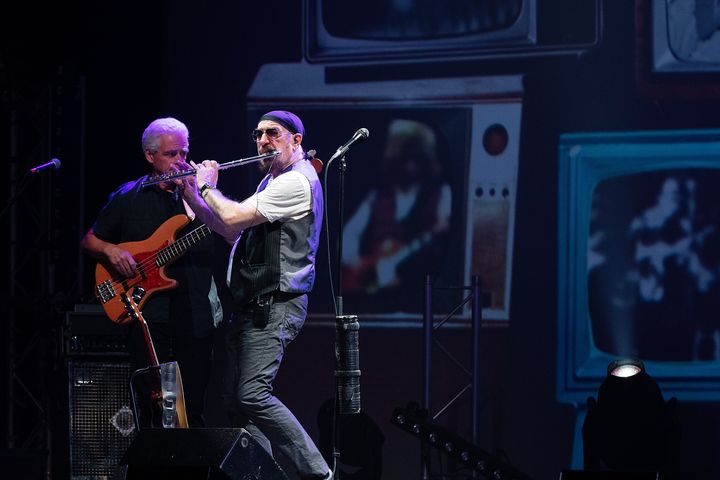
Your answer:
[3,1,720,479]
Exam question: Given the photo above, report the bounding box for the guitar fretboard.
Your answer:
[156,224,212,266]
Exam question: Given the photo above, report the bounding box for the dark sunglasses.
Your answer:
[251,127,287,142]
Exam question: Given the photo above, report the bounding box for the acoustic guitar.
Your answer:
[122,287,188,429]
[94,214,211,324]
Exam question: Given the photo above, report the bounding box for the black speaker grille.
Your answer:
[68,361,136,479]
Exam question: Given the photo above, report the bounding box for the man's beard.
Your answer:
[258,157,273,173]
[258,149,281,174]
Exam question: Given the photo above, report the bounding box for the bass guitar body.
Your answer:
[95,214,191,324]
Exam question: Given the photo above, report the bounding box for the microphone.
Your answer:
[331,128,369,160]
[335,315,361,414]
[29,158,61,174]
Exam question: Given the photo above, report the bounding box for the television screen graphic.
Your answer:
[304,0,535,63]
[652,0,720,72]
[245,68,523,321]
[304,0,600,63]
[322,0,524,40]
[589,169,720,362]
[556,129,720,404]
[340,117,455,312]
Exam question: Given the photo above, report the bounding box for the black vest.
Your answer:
[229,159,323,307]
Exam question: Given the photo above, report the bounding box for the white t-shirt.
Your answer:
[246,170,312,222]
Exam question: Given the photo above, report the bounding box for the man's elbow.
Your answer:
[80,231,92,251]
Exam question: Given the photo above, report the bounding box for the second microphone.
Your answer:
[331,128,369,161]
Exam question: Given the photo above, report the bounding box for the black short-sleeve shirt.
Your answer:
[92,176,219,337]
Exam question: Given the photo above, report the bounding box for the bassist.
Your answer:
[81,117,225,427]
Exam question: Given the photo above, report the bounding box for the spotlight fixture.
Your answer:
[582,359,680,475]
[607,358,644,378]
[391,403,533,480]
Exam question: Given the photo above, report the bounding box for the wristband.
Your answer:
[199,183,215,198]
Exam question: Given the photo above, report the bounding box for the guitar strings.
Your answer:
[105,223,209,287]
[103,224,211,291]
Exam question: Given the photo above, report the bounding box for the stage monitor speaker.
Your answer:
[68,360,136,479]
[120,428,288,480]
[559,471,663,480]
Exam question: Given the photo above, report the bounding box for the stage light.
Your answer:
[582,359,680,476]
[607,358,644,378]
[390,403,533,479]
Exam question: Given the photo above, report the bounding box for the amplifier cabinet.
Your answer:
[68,360,136,480]
[64,305,128,357]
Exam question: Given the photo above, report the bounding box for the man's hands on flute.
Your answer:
[175,159,220,194]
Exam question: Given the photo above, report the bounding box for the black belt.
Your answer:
[231,291,303,325]
[248,291,303,310]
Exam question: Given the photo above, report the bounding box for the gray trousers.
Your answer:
[223,294,329,479]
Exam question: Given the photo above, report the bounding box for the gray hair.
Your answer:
[141,117,189,153]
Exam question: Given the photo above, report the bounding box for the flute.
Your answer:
[141,151,280,188]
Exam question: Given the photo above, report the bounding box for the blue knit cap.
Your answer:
[260,110,305,136]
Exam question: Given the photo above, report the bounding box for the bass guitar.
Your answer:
[94,214,211,324]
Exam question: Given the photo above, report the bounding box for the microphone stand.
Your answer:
[328,151,361,480]
[336,155,346,318]
[333,154,346,480]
